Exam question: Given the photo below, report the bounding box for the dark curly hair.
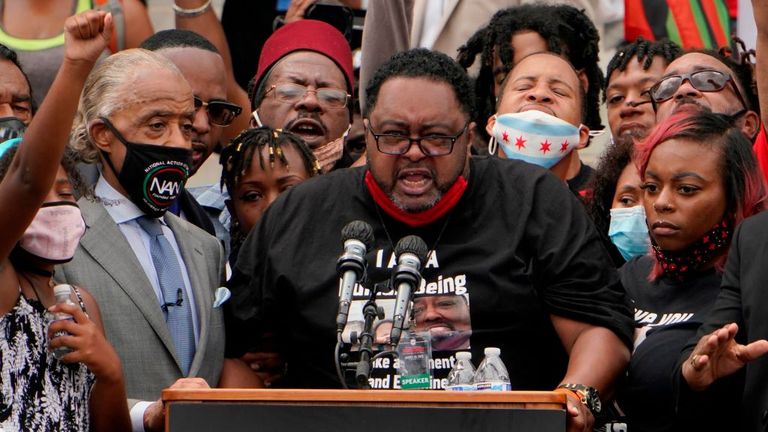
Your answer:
[585,137,636,238]
[457,4,603,140]
[140,29,220,54]
[219,126,319,259]
[604,37,682,100]
[365,48,475,120]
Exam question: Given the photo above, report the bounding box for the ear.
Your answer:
[465,122,476,158]
[485,115,496,137]
[88,120,113,153]
[576,124,590,150]
[577,69,589,93]
[742,110,760,140]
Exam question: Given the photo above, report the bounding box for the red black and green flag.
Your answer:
[625,0,733,49]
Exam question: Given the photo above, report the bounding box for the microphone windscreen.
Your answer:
[394,235,428,264]
[341,220,374,249]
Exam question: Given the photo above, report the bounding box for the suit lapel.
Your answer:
[409,0,427,47]
[78,198,181,369]
[410,0,460,48]
[166,215,211,376]
[434,0,460,42]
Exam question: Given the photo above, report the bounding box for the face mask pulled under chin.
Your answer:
[99,118,192,218]
[608,205,650,261]
[313,124,350,174]
[0,116,26,142]
[253,109,345,173]
[19,201,86,263]
[489,110,581,169]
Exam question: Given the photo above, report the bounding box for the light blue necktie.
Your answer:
[137,216,195,375]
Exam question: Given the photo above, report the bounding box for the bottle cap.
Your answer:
[53,284,72,298]
[484,347,501,356]
[456,351,472,360]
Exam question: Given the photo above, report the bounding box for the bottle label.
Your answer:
[52,316,74,339]
[445,384,476,391]
[475,381,511,391]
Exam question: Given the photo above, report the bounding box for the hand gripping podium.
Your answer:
[162,389,566,432]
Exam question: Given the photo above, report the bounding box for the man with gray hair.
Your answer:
[59,48,226,432]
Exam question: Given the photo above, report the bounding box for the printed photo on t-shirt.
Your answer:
[337,272,474,389]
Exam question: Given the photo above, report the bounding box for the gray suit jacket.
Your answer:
[58,197,226,405]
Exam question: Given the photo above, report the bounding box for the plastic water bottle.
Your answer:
[445,351,476,391]
[473,347,511,391]
[51,284,75,360]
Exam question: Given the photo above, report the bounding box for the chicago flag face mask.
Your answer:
[489,110,581,169]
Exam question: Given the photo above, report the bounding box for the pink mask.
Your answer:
[19,201,86,263]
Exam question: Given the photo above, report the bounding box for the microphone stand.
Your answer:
[354,297,380,388]
[336,282,385,389]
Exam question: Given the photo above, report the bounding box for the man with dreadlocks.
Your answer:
[457,4,604,139]
[456,4,603,195]
[486,52,592,196]
[648,40,765,179]
[604,37,682,139]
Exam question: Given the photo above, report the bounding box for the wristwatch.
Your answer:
[557,383,602,416]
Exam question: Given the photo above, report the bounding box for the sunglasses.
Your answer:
[648,70,747,111]
[194,96,242,126]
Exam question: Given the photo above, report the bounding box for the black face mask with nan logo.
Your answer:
[100,117,192,218]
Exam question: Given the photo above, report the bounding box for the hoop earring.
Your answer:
[488,136,497,156]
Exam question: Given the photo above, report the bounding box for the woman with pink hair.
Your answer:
[607,107,766,431]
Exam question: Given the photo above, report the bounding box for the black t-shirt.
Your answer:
[567,162,595,197]
[609,256,722,432]
[226,156,633,389]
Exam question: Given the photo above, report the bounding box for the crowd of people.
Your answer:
[1,1,768,431]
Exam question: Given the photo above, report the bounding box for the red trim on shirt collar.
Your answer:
[364,170,467,227]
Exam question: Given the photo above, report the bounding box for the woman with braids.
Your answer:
[218,126,318,389]
[220,126,319,265]
[603,108,766,431]
[604,37,681,139]
[585,137,647,268]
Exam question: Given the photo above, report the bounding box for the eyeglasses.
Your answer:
[366,122,469,156]
[265,83,350,109]
[193,96,242,126]
[648,70,748,111]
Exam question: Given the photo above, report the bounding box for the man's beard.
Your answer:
[391,191,442,213]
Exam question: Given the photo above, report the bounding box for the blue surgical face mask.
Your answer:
[608,205,650,261]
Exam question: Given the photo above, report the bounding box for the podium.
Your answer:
[163,389,566,432]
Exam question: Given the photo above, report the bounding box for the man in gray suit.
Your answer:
[59,48,225,432]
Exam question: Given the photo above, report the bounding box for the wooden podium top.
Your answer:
[163,389,567,432]
[163,388,566,409]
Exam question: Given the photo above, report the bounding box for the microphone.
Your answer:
[336,221,374,333]
[390,235,429,345]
